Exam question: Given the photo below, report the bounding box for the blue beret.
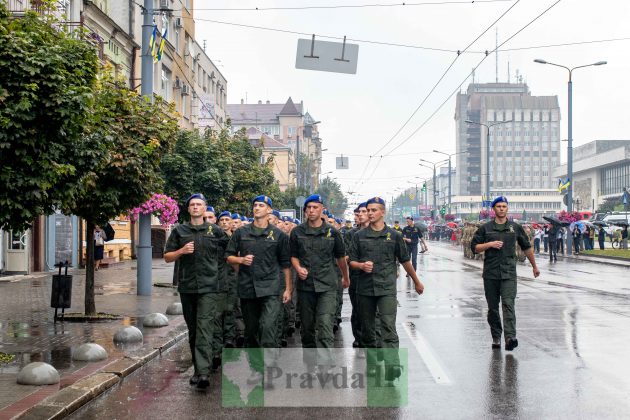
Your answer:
[366,196,386,207]
[247,218,253,222]
[491,196,508,208]
[406,216,414,221]
[218,211,231,219]
[304,194,324,208]
[185,193,206,207]
[358,202,368,209]
[353,207,360,213]
[293,218,301,224]
[282,216,291,222]
[272,210,281,218]
[231,212,241,220]
[206,206,215,213]
[240,215,247,221]
[335,218,343,224]
[252,195,272,207]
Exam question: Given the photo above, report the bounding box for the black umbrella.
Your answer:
[592,221,608,227]
[614,221,629,227]
[543,216,570,227]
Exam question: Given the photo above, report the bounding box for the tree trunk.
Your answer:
[85,219,96,316]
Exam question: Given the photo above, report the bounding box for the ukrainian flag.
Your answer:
[149,26,158,63]
[558,178,571,193]
[157,27,168,62]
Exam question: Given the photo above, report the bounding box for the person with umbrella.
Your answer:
[471,196,540,351]
[597,223,607,250]
[572,224,582,255]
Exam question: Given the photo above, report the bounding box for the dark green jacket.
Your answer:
[471,220,532,280]
[290,222,346,292]
[402,225,421,245]
[225,223,291,298]
[348,225,410,296]
[164,222,229,294]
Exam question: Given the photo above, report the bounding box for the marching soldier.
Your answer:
[471,196,540,351]
[348,197,424,380]
[225,196,292,354]
[164,194,229,390]
[346,202,369,347]
[217,210,242,348]
[290,194,350,372]
[203,206,217,224]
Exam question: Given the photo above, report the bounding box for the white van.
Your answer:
[602,214,630,225]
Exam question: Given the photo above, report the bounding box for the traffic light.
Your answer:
[440,206,446,215]
[422,183,427,192]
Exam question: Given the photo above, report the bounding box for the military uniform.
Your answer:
[348,225,410,366]
[165,222,229,376]
[401,224,421,271]
[344,226,361,345]
[225,223,291,349]
[470,220,531,342]
[290,222,346,366]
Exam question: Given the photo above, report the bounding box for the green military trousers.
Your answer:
[298,289,337,367]
[222,285,238,347]
[348,279,361,344]
[335,279,343,323]
[180,292,226,375]
[358,294,399,366]
[240,295,281,348]
[483,277,517,340]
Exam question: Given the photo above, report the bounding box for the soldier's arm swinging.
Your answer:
[336,257,350,288]
[282,267,292,303]
[291,257,308,280]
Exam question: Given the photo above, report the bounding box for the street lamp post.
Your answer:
[419,158,449,219]
[433,150,465,214]
[465,120,513,206]
[534,58,607,255]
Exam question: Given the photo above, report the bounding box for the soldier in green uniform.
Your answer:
[203,206,217,224]
[290,194,350,371]
[231,213,242,232]
[346,202,369,347]
[164,194,229,390]
[217,211,241,348]
[471,196,540,351]
[348,197,424,379]
[226,196,292,354]
[392,220,402,233]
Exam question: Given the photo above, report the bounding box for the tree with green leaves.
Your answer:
[315,177,348,217]
[0,3,99,231]
[66,71,179,315]
[161,126,280,217]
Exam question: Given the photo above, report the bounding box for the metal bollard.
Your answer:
[51,261,72,322]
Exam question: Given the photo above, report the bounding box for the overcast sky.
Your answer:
[192,0,629,210]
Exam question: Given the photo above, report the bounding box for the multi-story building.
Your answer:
[227,98,323,191]
[453,82,563,219]
[553,140,630,212]
[455,82,561,194]
[3,0,227,273]
[245,128,296,191]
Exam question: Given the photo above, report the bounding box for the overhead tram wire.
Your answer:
[184,16,630,55]
[381,0,563,157]
[192,0,515,12]
[369,0,521,159]
[350,0,521,191]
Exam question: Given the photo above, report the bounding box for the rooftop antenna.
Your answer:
[495,27,499,83]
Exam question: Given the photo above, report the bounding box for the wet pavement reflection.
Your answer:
[64,244,630,419]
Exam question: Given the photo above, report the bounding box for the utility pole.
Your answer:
[137,0,154,296]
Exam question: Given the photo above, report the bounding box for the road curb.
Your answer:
[17,324,188,420]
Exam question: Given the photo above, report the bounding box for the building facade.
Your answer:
[553,140,630,211]
[227,98,323,191]
[455,83,561,194]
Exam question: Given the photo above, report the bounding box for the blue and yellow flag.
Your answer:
[149,25,158,63]
[157,27,167,61]
[558,178,571,193]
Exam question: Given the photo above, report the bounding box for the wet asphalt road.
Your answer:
[69,244,630,419]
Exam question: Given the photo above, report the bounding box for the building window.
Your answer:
[161,67,171,102]
[288,126,297,136]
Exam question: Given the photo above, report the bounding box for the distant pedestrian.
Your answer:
[598,226,606,250]
[572,226,581,255]
[533,228,542,254]
[471,196,540,351]
[623,225,628,250]
[589,226,595,250]
[402,216,421,274]
[548,225,558,263]
[582,226,590,251]
[94,226,107,270]
[557,228,565,255]
[543,226,549,253]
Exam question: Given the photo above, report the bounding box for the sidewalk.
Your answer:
[0,260,185,419]
[428,242,630,298]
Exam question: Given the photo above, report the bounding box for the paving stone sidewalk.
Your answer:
[0,260,184,419]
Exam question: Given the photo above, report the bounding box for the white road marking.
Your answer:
[401,322,451,385]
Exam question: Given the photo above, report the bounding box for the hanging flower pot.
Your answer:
[129,193,179,226]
